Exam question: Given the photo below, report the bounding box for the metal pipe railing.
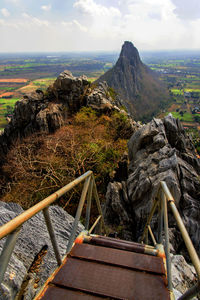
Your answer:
[161,181,200,281]
[0,170,105,289]
[141,181,200,299]
[43,207,62,265]
[0,227,21,284]
[66,176,91,252]
[0,170,93,240]
[161,190,173,292]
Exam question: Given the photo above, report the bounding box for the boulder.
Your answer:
[104,115,200,255]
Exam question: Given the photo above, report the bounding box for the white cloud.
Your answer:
[62,19,88,32]
[0,0,200,52]
[5,0,19,3]
[171,0,200,20]
[74,0,121,17]
[72,19,87,32]
[1,8,10,17]
[0,19,6,25]
[41,4,52,12]
[22,13,49,27]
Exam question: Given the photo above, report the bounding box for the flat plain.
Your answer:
[0,50,199,152]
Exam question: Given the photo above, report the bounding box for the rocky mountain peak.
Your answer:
[96,41,169,121]
[118,41,141,68]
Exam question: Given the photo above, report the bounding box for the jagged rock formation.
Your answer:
[105,115,200,256]
[0,71,88,160]
[87,81,122,112]
[0,201,84,299]
[96,41,169,121]
[0,71,129,165]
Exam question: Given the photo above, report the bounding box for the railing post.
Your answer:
[162,190,173,292]
[161,181,200,281]
[43,207,62,266]
[158,194,164,244]
[141,199,158,244]
[85,179,93,231]
[148,225,157,246]
[67,176,91,252]
[92,175,106,234]
[0,227,21,285]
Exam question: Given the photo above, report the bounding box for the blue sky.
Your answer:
[0,0,200,52]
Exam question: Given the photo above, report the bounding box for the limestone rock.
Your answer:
[48,70,89,113]
[87,81,121,112]
[0,202,84,299]
[0,71,90,164]
[171,254,197,299]
[104,115,200,255]
[96,41,169,120]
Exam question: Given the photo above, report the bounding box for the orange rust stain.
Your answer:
[75,235,84,244]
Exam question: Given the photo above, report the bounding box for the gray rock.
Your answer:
[95,41,169,120]
[171,254,197,298]
[0,202,84,299]
[87,81,119,112]
[104,115,200,255]
[0,71,89,164]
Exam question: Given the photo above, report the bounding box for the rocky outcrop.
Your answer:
[96,41,169,121]
[0,71,89,161]
[0,201,84,299]
[87,81,122,112]
[0,70,128,165]
[104,115,200,256]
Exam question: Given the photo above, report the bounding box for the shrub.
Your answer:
[1,110,128,210]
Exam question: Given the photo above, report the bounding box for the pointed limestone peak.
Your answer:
[119,41,141,66]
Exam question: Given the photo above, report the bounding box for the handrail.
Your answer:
[0,170,106,291]
[141,181,200,300]
[0,170,92,239]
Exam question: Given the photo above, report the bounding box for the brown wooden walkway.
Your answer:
[36,236,170,300]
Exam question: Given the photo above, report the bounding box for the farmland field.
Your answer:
[0,50,199,152]
[142,50,200,153]
[0,52,118,130]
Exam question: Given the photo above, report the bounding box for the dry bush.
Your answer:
[1,108,129,210]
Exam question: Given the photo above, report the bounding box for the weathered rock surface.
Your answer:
[96,41,169,121]
[171,254,197,297]
[0,71,133,166]
[0,71,89,162]
[87,81,122,112]
[105,115,200,256]
[0,201,84,299]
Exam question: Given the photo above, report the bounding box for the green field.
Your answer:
[170,89,183,95]
[169,111,200,122]
[32,77,56,89]
[0,98,19,130]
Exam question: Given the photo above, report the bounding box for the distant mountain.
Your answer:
[96,41,169,121]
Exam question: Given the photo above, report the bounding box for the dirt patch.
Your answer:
[18,84,36,93]
[168,104,180,112]
[0,78,28,83]
[0,92,14,98]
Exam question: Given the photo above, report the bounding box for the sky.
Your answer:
[0,0,200,52]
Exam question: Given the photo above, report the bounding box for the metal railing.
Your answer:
[141,181,200,300]
[0,170,106,289]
